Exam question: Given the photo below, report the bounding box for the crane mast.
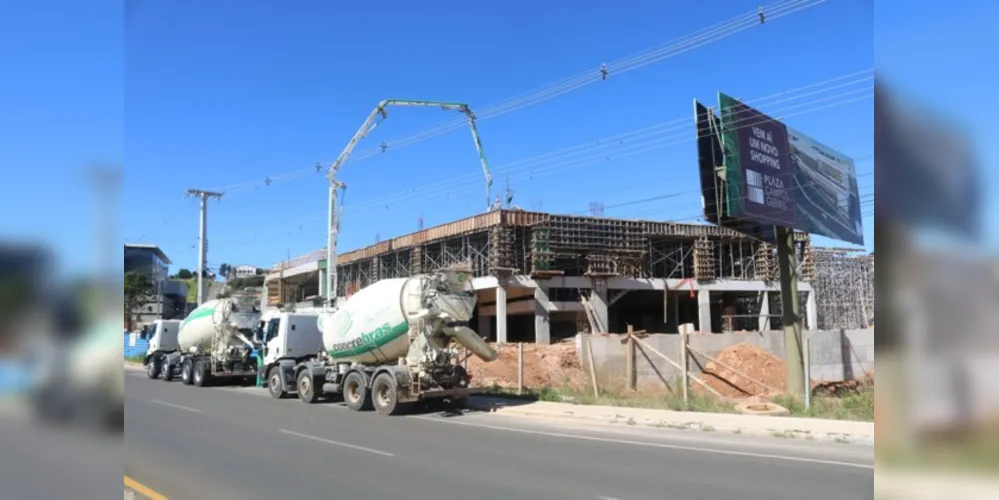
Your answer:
[324,99,494,308]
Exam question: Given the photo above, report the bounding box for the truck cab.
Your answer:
[143,319,183,380]
[256,311,324,399]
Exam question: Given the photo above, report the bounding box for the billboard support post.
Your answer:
[776,226,805,398]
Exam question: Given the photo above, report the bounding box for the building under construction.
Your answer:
[264,209,826,344]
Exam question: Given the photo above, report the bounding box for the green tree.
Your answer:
[173,268,193,279]
[123,271,153,331]
[218,263,232,279]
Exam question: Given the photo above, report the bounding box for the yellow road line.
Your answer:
[124,476,169,500]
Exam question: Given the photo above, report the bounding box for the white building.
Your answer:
[233,265,259,278]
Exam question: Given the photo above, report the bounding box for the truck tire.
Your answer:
[268,368,287,399]
[342,371,372,412]
[181,359,194,386]
[160,360,173,382]
[371,373,401,416]
[296,369,320,404]
[193,360,208,387]
[147,356,161,380]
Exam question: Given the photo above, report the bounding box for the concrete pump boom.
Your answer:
[324,99,494,307]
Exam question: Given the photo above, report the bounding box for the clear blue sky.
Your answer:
[4,0,993,274]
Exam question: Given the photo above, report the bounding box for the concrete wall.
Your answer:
[577,329,874,389]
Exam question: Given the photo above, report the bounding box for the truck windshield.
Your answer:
[265,318,280,342]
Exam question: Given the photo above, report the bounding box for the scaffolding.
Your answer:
[811,248,875,329]
[322,209,816,298]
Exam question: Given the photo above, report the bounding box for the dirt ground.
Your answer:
[465,340,588,390]
[695,342,875,399]
[696,342,789,398]
[467,338,873,402]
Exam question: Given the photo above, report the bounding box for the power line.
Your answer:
[338,78,873,212]
[209,0,832,196]
[207,79,872,244]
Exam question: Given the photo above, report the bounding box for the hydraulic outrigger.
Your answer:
[323,99,494,305]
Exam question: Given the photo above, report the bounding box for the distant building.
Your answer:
[124,243,186,326]
[233,265,259,278]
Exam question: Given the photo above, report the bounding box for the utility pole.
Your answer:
[185,189,223,306]
[776,227,805,397]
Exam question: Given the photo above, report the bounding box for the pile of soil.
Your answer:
[697,342,788,398]
[466,341,586,390]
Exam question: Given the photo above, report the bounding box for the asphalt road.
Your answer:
[125,369,874,500]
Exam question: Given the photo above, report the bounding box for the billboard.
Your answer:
[786,127,864,245]
[695,92,864,245]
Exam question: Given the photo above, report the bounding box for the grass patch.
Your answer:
[125,355,145,364]
[772,384,874,422]
[485,378,873,422]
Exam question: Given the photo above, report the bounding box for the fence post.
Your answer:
[804,334,811,409]
[680,323,692,405]
[626,324,636,391]
[517,342,524,396]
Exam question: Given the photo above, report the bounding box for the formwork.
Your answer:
[332,209,815,297]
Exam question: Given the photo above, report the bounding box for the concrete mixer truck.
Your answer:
[286,270,498,416]
[157,294,263,387]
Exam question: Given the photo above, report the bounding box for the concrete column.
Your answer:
[477,310,492,341]
[697,289,712,334]
[806,290,818,331]
[758,291,770,331]
[495,283,508,344]
[590,279,609,333]
[534,284,551,345]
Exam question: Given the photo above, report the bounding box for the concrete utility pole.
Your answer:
[185,189,223,305]
[775,227,805,397]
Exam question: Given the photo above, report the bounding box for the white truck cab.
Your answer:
[143,319,183,380]
[255,311,324,399]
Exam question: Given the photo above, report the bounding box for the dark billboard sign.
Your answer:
[718,92,797,229]
[695,92,864,246]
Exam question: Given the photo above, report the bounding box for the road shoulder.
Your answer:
[464,395,874,445]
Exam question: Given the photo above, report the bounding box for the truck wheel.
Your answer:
[342,371,372,412]
[181,359,194,386]
[160,361,173,382]
[268,368,287,399]
[193,360,208,387]
[296,369,320,404]
[146,357,161,380]
[371,373,401,416]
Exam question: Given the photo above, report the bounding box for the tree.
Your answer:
[174,268,193,280]
[123,271,153,331]
[218,263,232,279]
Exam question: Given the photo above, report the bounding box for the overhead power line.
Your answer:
[207,72,872,243]
[210,0,831,196]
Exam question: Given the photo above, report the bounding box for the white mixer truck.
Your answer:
[142,319,182,380]
[289,270,498,416]
[157,294,262,387]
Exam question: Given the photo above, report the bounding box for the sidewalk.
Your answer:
[465,396,874,444]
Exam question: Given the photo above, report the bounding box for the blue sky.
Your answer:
[6,0,991,275]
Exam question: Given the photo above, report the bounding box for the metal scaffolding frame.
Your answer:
[325,210,818,297]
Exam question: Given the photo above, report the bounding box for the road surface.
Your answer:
[125,370,874,500]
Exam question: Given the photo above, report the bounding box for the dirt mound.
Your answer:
[466,341,586,390]
[697,342,788,398]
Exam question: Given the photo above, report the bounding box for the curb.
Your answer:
[464,397,874,445]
